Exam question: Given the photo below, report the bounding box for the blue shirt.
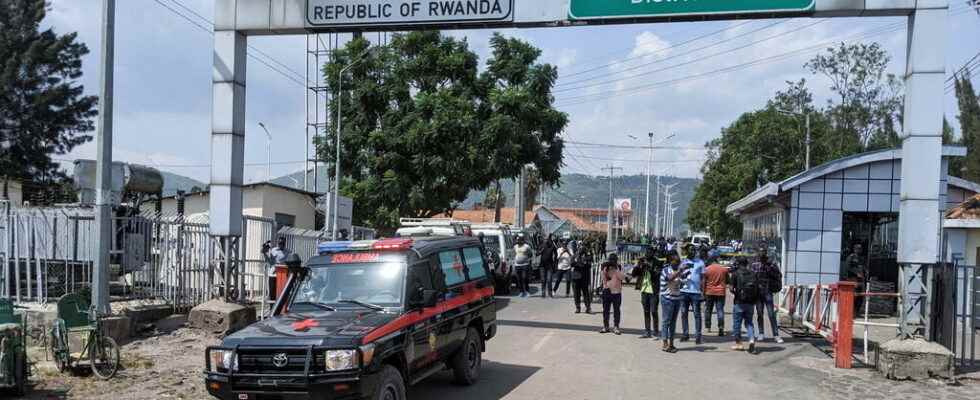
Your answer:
[680,258,704,295]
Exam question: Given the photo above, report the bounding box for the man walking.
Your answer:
[553,240,574,297]
[679,244,705,344]
[660,251,687,353]
[730,257,760,353]
[631,250,662,339]
[262,236,292,301]
[572,241,593,314]
[539,235,557,298]
[598,254,626,335]
[513,236,534,298]
[703,249,728,336]
[753,245,784,343]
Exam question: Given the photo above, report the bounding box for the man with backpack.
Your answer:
[730,256,759,353]
[752,244,784,343]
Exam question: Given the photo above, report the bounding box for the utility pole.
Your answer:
[805,113,811,170]
[258,123,273,182]
[515,166,527,227]
[644,133,653,237]
[92,0,115,314]
[602,165,623,252]
[660,182,678,237]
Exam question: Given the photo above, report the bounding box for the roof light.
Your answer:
[372,238,414,250]
[318,241,354,255]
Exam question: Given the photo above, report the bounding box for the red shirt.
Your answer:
[703,263,728,296]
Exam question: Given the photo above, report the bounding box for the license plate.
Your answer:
[238,394,251,400]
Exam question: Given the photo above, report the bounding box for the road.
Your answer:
[408,286,979,400]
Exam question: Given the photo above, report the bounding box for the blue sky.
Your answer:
[45,1,980,183]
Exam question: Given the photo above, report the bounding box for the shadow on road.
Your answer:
[408,361,540,400]
[494,297,511,312]
[497,319,646,336]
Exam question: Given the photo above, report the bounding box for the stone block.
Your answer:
[188,300,255,336]
[101,315,132,343]
[876,338,954,380]
[124,304,174,324]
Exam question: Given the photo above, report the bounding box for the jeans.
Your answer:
[680,292,703,339]
[755,293,779,337]
[540,268,554,297]
[515,265,530,294]
[268,276,278,301]
[704,294,725,331]
[552,269,572,295]
[660,296,680,340]
[640,292,660,335]
[601,289,622,329]
[732,303,756,342]
[574,278,592,311]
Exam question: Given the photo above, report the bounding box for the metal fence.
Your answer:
[930,260,977,369]
[0,201,377,310]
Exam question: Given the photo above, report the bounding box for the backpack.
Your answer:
[767,264,783,293]
[735,267,761,304]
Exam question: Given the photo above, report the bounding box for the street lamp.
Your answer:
[333,46,382,239]
[628,132,674,238]
[778,108,811,171]
[257,122,273,183]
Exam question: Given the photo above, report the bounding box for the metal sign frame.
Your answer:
[567,0,816,20]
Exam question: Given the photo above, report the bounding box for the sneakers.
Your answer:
[679,335,690,342]
[774,336,784,344]
[718,329,725,337]
[695,336,703,345]
[614,328,622,335]
[598,327,610,334]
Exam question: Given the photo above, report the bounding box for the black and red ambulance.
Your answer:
[204,236,497,400]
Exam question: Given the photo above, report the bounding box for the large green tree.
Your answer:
[0,0,96,197]
[320,32,566,232]
[952,72,980,181]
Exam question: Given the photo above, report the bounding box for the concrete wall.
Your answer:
[254,185,316,230]
[1,180,24,205]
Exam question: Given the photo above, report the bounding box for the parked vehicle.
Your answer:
[691,233,712,248]
[205,237,497,400]
[395,218,471,237]
[472,224,516,294]
[0,299,28,395]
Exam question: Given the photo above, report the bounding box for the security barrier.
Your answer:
[779,282,857,368]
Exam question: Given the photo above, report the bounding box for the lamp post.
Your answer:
[257,122,273,182]
[333,46,380,239]
[778,108,811,171]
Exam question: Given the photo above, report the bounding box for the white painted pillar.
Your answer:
[897,2,948,335]
[210,29,246,237]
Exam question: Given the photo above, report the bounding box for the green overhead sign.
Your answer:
[569,0,816,20]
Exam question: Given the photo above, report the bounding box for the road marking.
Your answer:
[533,331,554,353]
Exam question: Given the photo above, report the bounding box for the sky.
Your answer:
[43,1,980,185]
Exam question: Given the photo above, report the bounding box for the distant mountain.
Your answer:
[160,171,206,197]
[461,173,700,235]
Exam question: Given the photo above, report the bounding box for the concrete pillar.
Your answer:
[210,29,246,237]
[897,2,947,335]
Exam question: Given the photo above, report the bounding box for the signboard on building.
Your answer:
[568,0,815,20]
[614,198,632,211]
[307,0,514,27]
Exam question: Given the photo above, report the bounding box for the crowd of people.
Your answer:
[518,234,784,355]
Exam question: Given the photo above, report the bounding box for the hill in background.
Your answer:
[461,173,700,235]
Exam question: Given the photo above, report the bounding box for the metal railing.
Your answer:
[779,282,858,368]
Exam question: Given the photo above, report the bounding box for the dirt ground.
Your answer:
[22,315,219,400]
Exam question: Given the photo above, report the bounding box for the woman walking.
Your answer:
[598,253,626,335]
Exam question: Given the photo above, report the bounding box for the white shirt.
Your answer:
[514,243,532,267]
[557,248,573,270]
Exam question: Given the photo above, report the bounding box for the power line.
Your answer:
[566,140,707,150]
[555,19,801,91]
[54,158,307,168]
[150,0,308,88]
[557,20,756,81]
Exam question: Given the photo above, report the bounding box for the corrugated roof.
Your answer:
[946,194,980,220]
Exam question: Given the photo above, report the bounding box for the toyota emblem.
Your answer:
[271,353,289,368]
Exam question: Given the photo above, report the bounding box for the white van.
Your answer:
[472,223,516,294]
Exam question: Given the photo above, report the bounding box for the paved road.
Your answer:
[408,287,979,400]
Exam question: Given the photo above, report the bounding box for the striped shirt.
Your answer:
[660,265,685,300]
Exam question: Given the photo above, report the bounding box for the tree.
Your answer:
[805,42,902,155]
[0,0,97,197]
[953,72,980,181]
[320,32,566,232]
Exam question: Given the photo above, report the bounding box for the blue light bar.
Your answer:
[317,241,354,255]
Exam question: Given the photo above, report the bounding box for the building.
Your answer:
[726,146,977,287]
[445,205,633,239]
[152,182,322,230]
[944,194,980,266]
[0,180,23,205]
